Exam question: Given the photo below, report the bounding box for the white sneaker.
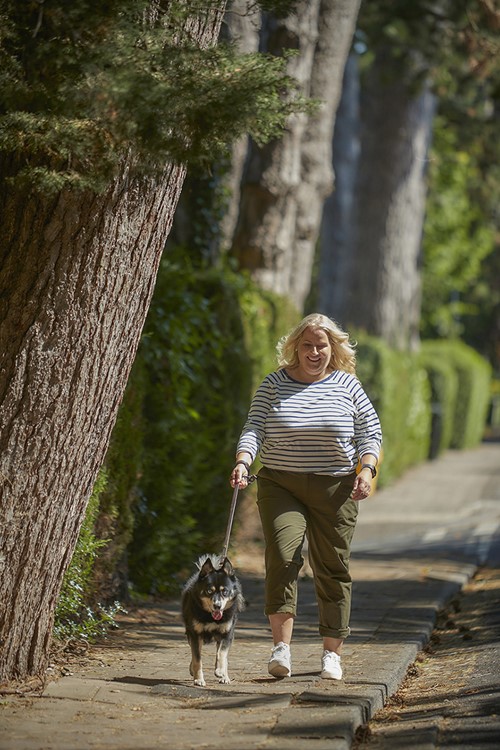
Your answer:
[321,650,343,680]
[268,642,291,678]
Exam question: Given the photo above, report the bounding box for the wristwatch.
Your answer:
[361,463,377,478]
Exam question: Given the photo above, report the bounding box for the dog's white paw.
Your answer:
[194,677,206,687]
[216,672,230,684]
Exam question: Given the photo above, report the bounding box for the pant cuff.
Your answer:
[319,625,351,639]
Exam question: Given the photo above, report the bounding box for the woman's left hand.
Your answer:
[351,472,372,501]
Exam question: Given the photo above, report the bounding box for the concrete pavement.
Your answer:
[1,442,499,749]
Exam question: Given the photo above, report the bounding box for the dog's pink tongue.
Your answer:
[212,610,223,621]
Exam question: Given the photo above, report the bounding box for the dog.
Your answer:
[181,554,245,686]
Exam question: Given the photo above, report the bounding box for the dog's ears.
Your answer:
[199,556,235,578]
[199,558,215,578]
[220,557,235,576]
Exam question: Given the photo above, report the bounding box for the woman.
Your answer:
[230,313,382,680]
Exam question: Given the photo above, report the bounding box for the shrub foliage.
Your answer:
[421,340,492,450]
[355,335,432,486]
[54,472,122,641]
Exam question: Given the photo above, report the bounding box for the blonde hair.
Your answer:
[276,313,357,375]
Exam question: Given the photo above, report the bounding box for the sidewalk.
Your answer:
[1,442,499,750]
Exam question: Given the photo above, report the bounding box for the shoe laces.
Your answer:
[322,650,340,665]
[272,642,289,657]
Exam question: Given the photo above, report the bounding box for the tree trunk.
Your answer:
[220,1,262,250]
[0,6,225,684]
[292,0,361,310]
[318,53,360,321]
[231,0,360,310]
[167,0,262,261]
[345,52,436,350]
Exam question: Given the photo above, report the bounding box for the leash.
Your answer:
[221,474,256,560]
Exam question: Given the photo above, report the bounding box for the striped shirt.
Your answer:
[237,369,382,476]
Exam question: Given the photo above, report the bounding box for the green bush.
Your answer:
[418,353,458,458]
[355,335,432,486]
[488,379,500,433]
[125,259,300,595]
[92,364,146,601]
[126,258,254,594]
[239,286,300,391]
[420,340,492,449]
[55,472,122,641]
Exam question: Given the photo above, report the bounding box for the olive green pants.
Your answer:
[257,467,358,640]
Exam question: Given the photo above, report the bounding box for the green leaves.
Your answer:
[126,258,253,594]
[421,120,495,339]
[0,1,307,192]
[0,112,118,191]
[54,471,124,641]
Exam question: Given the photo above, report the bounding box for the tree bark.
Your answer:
[220,1,262,250]
[292,0,361,310]
[344,52,436,350]
[0,5,226,683]
[318,54,360,321]
[231,0,360,310]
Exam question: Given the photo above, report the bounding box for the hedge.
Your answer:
[420,340,492,450]
[355,335,432,487]
[124,260,252,594]
[418,353,458,459]
[115,259,298,595]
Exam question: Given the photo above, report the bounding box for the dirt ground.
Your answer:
[352,566,500,749]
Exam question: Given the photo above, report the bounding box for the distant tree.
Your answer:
[0,0,302,683]
[345,51,435,351]
[319,0,500,351]
[318,53,359,324]
[166,0,263,263]
[230,0,361,311]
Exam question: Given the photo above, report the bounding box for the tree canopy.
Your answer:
[0,0,304,192]
[340,0,500,358]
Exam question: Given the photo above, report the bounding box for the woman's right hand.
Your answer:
[230,458,251,488]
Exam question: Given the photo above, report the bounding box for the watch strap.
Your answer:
[361,463,377,478]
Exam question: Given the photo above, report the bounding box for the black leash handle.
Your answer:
[221,474,256,559]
